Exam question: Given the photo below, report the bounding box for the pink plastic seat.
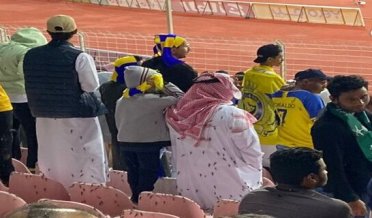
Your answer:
[68,182,135,217]
[138,191,205,218]
[12,158,31,174]
[20,147,28,166]
[106,170,132,196]
[122,209,179,218]
[0,190,27,217]
[212,199,239,218]
[0,180,9,192]
[8,172,70,203]
[38,199,106,218]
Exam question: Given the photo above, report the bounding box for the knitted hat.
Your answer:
[124,66,158,88]
[174,36,187,48]
[47,15,77,33]
[160,34,182,66]
[111,56,139,83]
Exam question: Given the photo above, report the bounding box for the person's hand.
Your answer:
[348,200,367,217]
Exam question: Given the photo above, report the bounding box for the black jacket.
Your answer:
[311,108,372,202]
[99,80,126,138]
[142,56,197,92]
[24,40,106,118]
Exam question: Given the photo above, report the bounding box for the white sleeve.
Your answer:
[229,109,263,170]
[75,53,99,92]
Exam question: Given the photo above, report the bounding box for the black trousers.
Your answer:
[120,148,161,203]
[11,115,21,160]
[12,103,38,168]
[0,110,14,185]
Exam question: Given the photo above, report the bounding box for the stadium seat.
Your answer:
[20,147,28,166]
[38,198,106,218]
[68,182,135,217]
[8,172,70,203]
[138,191,205,218]
[12,158,31,174]
[0,191,26,217]
[212,199,239,218]
[122,209,179,218]
[0,180,9,192]
[106,170,132,196]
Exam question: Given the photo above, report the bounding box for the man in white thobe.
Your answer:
[23,15,107,188]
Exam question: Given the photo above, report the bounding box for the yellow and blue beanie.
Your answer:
[111,56,139,84]
[159,34,183,67]
[153,34,162,57]
[174,36,186,48]
[122,66,164,98]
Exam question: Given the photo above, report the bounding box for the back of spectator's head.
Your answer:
[111,55,142,84]
[253,44,282,64]
[270,148,326,188]
[6,202,99,218]
[11,27,47,48]
[294,69,328,94]
[47,15,78,41]
[294,69,328,82]
[192,72,242,100]
[233,71,245,89]
[215,70,230,75]
[123,66,164,96]
[235,71,245,79]
[327,75,368,98]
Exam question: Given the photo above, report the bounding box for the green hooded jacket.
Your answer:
[0,27,47,99]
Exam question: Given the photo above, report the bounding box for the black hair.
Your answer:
[327,75,368,98]
[193,72,221,84]
[133,55,143,63]
[48,30,77,41]
[270,148,323,186]
[254,44,282,64]
[193,78,220,84]
[235,71,245,76]
[215,70,229,75]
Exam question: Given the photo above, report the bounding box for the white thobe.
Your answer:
[36,53,108,188]
[168,104,263,211]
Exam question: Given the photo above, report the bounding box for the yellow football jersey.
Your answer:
[272,90,325,148]
[239,65,285,145]
[0,85,12,112]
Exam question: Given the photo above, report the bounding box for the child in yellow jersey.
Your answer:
[0,85,14,185]
[272,69,328,149]
[239,44,285,167]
